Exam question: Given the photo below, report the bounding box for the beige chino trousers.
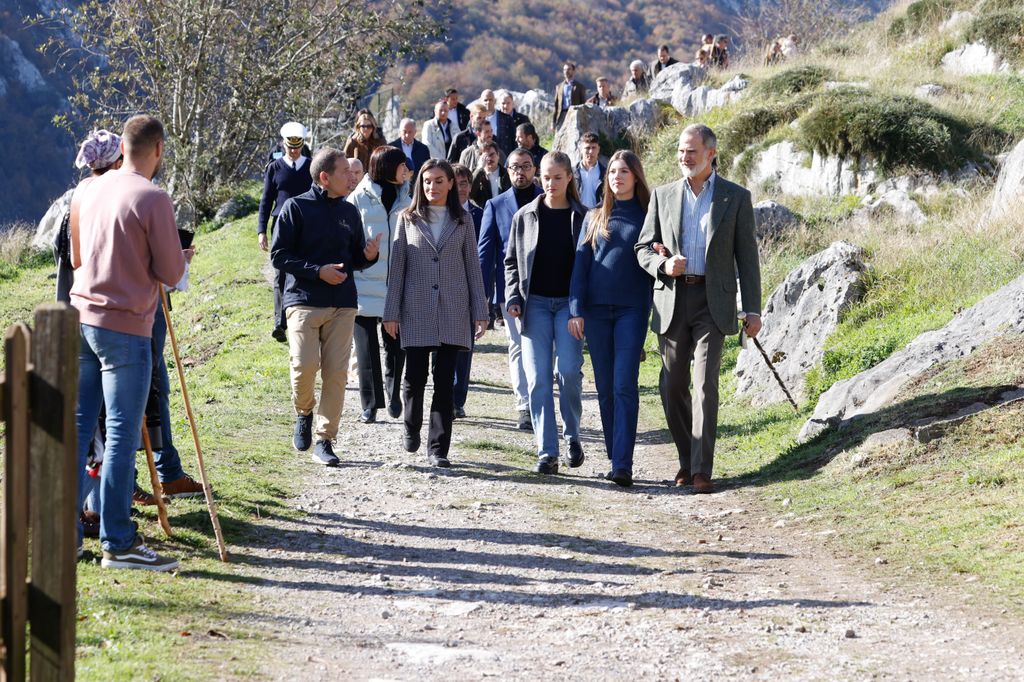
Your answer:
[286,305,357,441]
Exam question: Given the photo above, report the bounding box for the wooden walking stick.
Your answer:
[160,287,230,562]
[141,424,173,536]
[739,313,800,413]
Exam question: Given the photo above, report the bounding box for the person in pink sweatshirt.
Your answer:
[71,114,189,572]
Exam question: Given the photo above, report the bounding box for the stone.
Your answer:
[941,43,1008,76]
[860,428,914,451]
[939,11,974,34]
[551,104,628,167]
[648,62,706,102]
[516,88,555,126]
[745,140,879,197]
[735,241,866,407]
[626,98,659,133]
[752,200,798,239]
[854,190,927,227]
[990,136,1024,220]
[914,83,945,99]
[799,274,1024,441]
[385,642,498,665]
[670,75,747,117]
[32,188,74,252]
[213,195,258,225]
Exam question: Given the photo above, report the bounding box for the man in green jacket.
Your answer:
[635,124,762,494]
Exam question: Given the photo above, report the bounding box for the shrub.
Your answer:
[797,88,988,173]
[750,66,835,98]
[717,93,817,164]
[967,10,1024,64]
[889,0,958,38]
[0,223,50,281]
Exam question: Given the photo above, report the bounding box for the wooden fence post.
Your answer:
[1,324,31,682]
[27,304,78,682]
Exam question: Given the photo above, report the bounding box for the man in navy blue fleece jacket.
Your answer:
[272,148,381,467]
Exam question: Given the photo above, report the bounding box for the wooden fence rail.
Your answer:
[0,303,79,682]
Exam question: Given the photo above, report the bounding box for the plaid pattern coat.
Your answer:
[383,208,488,350]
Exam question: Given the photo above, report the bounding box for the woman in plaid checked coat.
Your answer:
[383,159,489,468]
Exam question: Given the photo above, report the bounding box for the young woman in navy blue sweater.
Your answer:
[568,150,653,487]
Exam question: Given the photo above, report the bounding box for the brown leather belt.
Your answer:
[682,275,706,285]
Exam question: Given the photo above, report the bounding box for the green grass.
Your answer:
[0,217,304,679]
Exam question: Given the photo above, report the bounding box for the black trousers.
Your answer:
[403,345,459,458]
[353,316,405,412]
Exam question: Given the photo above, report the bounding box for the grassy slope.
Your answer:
[637,0,1024,604]
[0,218,303,679]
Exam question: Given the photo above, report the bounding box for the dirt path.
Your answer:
[232,329,1024,681]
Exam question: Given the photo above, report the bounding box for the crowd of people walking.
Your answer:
[62,33,765,572]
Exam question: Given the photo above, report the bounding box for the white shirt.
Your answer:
[401,140,414,162]
[286,156,307,171]
[579,162,601,209]
[486,111,498,137]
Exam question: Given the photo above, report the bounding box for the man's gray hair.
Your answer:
[629,59,646,71]
[681,123,717,150]
[400,117,416,129]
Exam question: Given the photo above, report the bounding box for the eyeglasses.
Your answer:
[508,163,534,172]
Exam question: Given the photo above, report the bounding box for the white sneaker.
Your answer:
[101,537,179,572]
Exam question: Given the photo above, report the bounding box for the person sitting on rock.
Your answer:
[710,35,731,69]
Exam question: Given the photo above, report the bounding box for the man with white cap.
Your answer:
[258,121,314,342]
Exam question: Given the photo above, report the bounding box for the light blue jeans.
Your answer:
[76,324,151,552]
[520,295,583,459]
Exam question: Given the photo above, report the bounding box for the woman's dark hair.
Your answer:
[539,151,581,205]
[369,146,408,185]
[406,159,466,224]
[586,150,650,247]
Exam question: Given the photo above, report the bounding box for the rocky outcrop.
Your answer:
[551,103,661,166]
[989,136,1024,220]
[514,89,555,127]
[648,63,705,102]
[670,75,748,117]
[213,195,258,226]
[941,43,1008,76]
[0,37,48,94]
[752,200,797,239]
[735,241,866,407]
[745,140,879,197]
[854,190,926,227]
[799,273,1024,441]
[32,188,74,252]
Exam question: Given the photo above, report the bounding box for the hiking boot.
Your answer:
[293,414,313,451]
[311,439,340,467]
[132,485,157,506]
[533,455,559,475]
[161,474,205,499]
[565,440,585,468]
[101,537,179,572]
[517,409,533,431]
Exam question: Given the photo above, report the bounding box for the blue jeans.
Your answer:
[585,304,649,472]
[453,339,474,410]
[151,299,185,482]
[521,295,583,459]
[76,324,152,552]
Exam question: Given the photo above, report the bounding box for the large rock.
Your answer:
[213,195,258,225]
[854,189,927,226]
[627,98,660,133]
[799,273,1024,441]
[990,136,1024,220]
[746,140,879,197]
[735,241,866,407]
[671,75,748,117]
[32,188,74,252]
[752,200,798,239]
[941,43,1008,76]
[551,103,658,165]
[648,62,705,102]
[515,89,555,127]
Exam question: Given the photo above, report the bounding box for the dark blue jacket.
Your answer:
[271,185,376,310]
[258,157,313,234]
[477,184,542,303]
[467,202,484,239]
[569,197,653,318]
[388,137,431,180]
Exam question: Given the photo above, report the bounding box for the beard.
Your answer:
[680,159,709,179]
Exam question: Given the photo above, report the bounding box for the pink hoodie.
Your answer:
[71,169,185,337]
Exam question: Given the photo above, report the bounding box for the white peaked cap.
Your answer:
[280,121,308,139]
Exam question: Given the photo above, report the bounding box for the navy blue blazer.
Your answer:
[258,157,313,234]
[477,184,542,303]
[388,138,431,179]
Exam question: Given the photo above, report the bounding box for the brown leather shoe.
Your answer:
[674,468,691,487]
[692,474,715,494]
[161,474,205,499]
[132,486,157,506]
